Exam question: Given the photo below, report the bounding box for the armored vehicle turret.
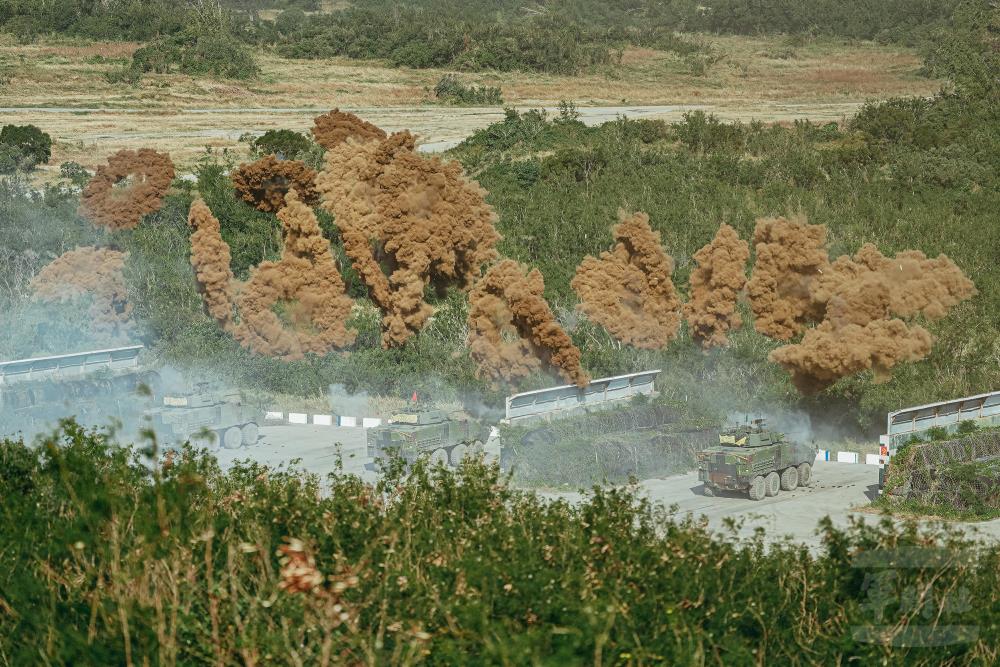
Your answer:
[367,408,491,467]
[147,382,260,450]
[697,419,817,500]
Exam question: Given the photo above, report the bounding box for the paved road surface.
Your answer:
[220,425,1000,548]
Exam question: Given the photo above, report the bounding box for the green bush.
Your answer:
[433,74,503,106]
[249,129,315,161]
[0,423,997,664]
[131,32,259,80]
[0,124,52,172]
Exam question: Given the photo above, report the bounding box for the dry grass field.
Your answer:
[0,33,940,178]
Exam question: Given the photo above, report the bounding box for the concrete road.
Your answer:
[214,428,1000,548]
[212,423,375,483]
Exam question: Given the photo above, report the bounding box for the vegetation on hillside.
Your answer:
[0,423,997,664]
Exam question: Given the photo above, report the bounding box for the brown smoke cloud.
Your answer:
[231,155,319,213]
[187,198,237,328]
[316,121,501,347]
[683,223,751,349]
[30,247,132,337]
[469,259,589,388]
[79,149,175,230]
[746,216,829,341]
[766,240,976,393]
[570,210,682,349]
[312,108,386,149]
[187,192,356,360]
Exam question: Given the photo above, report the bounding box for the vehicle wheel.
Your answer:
[429,448,449,467]
[241,422,259,447]
[764,471,780,497]
[797,462,812,486]
[748,476,766,501]
[703,484,715,497]
[450,443,468,466]
[780,466,799,491]
[222,426,243,449]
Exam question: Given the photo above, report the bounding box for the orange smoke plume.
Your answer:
[186,192,356,360]
[231,155,320,213]
[79,149,175,230]
[570,211,682,349]
[316,122,500,347]
[187,199,237,328]
[469,260,589,388]
[683,223,751,349]
[30,247,132,337]
[746,216,829,341]
[768,244,976,393]
[311,108,386,149]
[231,189,356,360]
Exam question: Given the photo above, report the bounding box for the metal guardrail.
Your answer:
[884,390,1000,446]
[0,346,144,386]
[504,369,661,423]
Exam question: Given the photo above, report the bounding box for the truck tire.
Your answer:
[430,448,448,467]
[450,443,468,466]
[748,475,766,501]
[241,422,259,446]
[764,471,780,497]
[780,466,799,491]
[702,484,715,497]
[222,426,243,449]
[797,462,812,486]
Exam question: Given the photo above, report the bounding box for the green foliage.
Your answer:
[249,128,315,161]
[0,123,51,173]
[130,31,260,80]
[0,423,997,663]
[433,74,503,106]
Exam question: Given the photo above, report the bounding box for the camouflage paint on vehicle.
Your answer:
[367,408,491,467]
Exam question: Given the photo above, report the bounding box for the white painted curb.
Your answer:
[262,411,383,429]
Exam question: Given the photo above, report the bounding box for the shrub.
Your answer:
[433,74,503,105]
[0,124,52,172]
[131,32,259,80]
[250,129,314,161]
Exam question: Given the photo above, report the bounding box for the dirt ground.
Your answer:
[0,33,940,177]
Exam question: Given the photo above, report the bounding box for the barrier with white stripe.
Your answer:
[262,411,382,428]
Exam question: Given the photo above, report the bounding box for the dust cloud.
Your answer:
[187,191,356,360]
[571,211,682,349]
[187,198,237,329]
[311,108,386,149]
[746,216,829,341]
[469,259,589,388]
[30,247,132,337]
[231,155,320,213]
[316,117,500,347]
[79,149,175,230]
[683,223,750,349]
[770,244,976,393]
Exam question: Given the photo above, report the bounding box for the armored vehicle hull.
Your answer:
[697,421,816,500]
[147,385,260,450]
[367,408,491,467]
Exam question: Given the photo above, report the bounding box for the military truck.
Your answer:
[367,407,493,467]
[697,419,816,500]
[147,382,261,450]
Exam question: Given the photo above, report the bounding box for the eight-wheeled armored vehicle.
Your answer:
[147,382,260,450]
[697,419,816,500]
[367,408,492,466]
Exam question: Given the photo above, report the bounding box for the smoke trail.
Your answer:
[769,244,975,393]
[316,117,501,347]
[231,190,357,360]
[570,211,682,349]
[231,155,319,213]
[469,259,589,388]
[746,216,829,341]
[30,247,132,337]
[683,223,750,349]
[187,198,237,329]
[79,149,175,230]
[311,108,387,149]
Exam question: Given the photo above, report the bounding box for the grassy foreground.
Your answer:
[0,423,998,665]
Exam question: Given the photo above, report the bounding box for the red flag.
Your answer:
[412,391,418,403]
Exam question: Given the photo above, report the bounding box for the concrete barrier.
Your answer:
[836,451,859,464]
[313,414,333,426]
[288,412,308,425]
